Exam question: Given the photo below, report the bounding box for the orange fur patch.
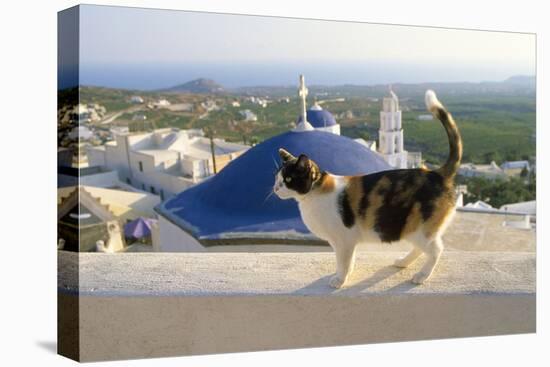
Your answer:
[361,176,391,230]
[345,176,364,214]
[401,202,423,237]
[318,174,336,193]
[423,190,456,239]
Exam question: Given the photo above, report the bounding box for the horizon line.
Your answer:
[59,74,536,92]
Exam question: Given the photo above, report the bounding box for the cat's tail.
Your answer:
[425,90,463,178]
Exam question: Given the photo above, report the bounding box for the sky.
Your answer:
[73,5,536,89]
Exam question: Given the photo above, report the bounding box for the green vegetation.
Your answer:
[78,85,536,166]
[80,86,134,112]
[401,95,536,165]
[458,173,536,208]
[75,84,536,207]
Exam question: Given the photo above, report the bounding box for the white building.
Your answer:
[354,138,377,151]
[152,99,171,109]
[86,128,249,200]
[130,96,144,104]
[501,160,530,177]
[500,200,536,216]
[377,89,421,168]
[132,112,147,121]
[166,103,194,112]
[464,200,496,211]
[458,161,507,180]
[417,114,434,121]
[201,100,220,112]
[239,109,258,122]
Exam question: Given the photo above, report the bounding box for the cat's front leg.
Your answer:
[329,243,357,289]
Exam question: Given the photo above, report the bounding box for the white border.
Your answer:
[1,1,547,366]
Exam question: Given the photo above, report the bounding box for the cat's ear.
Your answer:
[279,148,295,162]
[296,154,310,171]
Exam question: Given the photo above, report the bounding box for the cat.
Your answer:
[273,90,462,288]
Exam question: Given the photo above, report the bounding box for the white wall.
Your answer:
[104,140,132,182]
[180,157,210,178]
[139,171,195,199]
[79,170,119,188]
[158,215,205,252]
[315,124,341,135]
[86,148,106,167]
[129,151,158,174]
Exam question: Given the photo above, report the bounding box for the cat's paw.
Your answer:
[329,275,345,289]
[393,257,410,268]
[411,271,429,284]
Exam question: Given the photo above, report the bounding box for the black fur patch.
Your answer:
[280,155,315,195]
[374,171,415,242]
[416,171,445,220]
[338,191,355,228]
[365,169,447,243]
[357,172,386,218]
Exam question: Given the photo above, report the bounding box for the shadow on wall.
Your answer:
[291,264,422,295]
[35,340,57,354]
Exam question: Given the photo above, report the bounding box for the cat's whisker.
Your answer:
[271,155,281,171]
[262,189,276,205]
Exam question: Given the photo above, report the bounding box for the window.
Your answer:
[150,186,156,195]
[139,161,143,172]
[160,190,165,200]
[141,183,146,190]
[126,178,132,185]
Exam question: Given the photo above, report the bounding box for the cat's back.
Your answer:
[340,168,456,242]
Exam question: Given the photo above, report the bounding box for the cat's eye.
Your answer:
[285,177,292,183]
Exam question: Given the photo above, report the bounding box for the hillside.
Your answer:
[162,78,225,94]
[76,79,536,166]
[231,76,536,98]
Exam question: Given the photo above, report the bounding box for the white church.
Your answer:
[296,77,421,169]
[377,89,422,168]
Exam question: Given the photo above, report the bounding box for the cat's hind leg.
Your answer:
[410,235,444,284]
[329,242,357,289]
[393,247,422,268]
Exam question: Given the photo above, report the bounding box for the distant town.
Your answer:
[57,75,536,253]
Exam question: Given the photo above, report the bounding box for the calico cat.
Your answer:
[273,90,462,288]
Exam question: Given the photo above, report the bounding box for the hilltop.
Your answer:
[230,76,536,98]
[162,78,225,94]
[502,75,536,86]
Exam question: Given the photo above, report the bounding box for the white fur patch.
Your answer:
[425,89,443,112]
[273,171,294,200]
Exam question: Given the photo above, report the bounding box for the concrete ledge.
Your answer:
[60,251,535,296]
[58,251,535,362]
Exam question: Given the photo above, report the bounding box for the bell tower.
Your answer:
[378,87,408,168]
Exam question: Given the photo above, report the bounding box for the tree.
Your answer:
[483,151,501,165]
[203,127,218,174]
[520,166,529,178]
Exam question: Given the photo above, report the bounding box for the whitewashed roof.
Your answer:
[500,201,536,216]
[501,160,530,170]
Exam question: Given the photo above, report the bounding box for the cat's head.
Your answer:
[273,148,320,200]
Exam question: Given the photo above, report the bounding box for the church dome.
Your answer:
[296,104,337,128]
[158,130,391,242]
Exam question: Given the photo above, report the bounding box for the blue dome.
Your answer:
[297,106,337,128]
[159,130,391,241]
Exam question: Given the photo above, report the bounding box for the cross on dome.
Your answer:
[294,75,314,132]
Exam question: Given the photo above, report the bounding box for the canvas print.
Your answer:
[58,5,536,362]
